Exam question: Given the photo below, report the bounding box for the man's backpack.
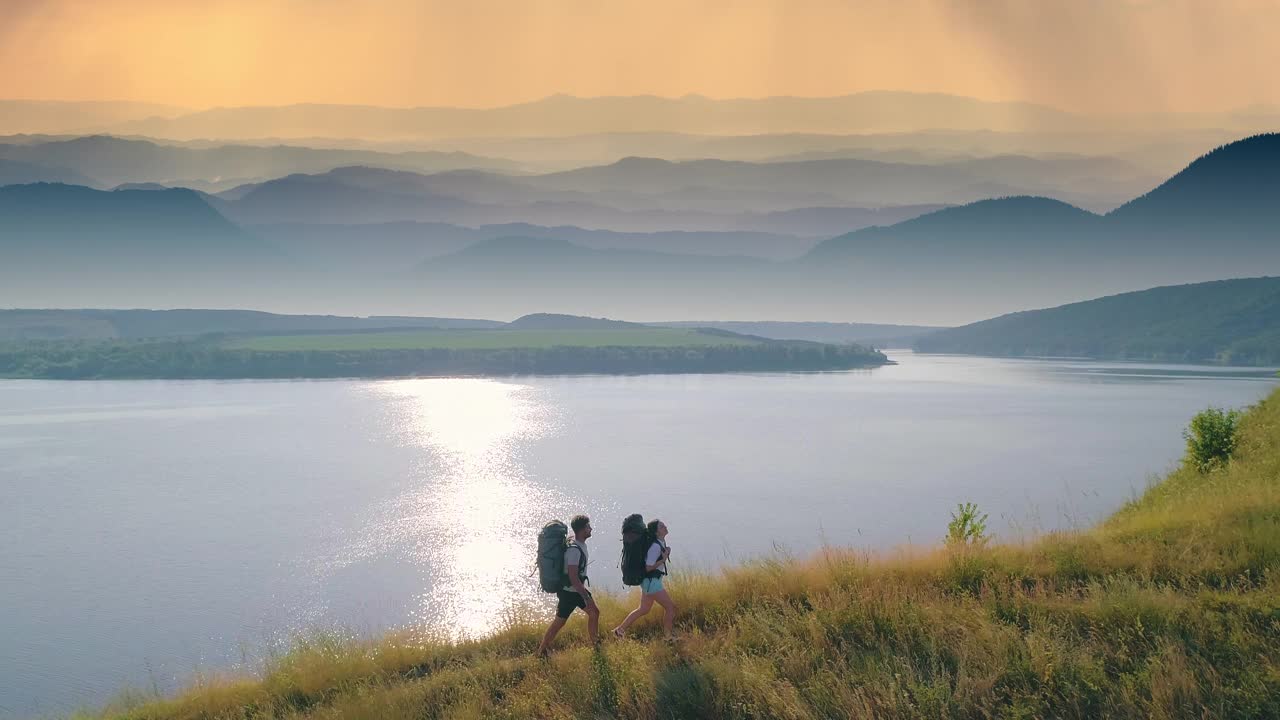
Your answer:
[537,520,569,593]
[620,513,648,586]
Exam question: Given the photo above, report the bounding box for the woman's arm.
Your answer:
[644,542,665,572]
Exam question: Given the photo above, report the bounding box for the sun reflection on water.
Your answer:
[347,379,571,638]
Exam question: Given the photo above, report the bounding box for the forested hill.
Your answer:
[1107,132,1280,229]
[913,277,1280,365]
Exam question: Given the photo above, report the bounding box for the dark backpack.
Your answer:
[537,520,569,593]
[620,513,648,586]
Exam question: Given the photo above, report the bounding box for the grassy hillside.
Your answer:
[914,277,1280,365]
[80,388,1280,719]
[0,309,502,342]
[653,320,945,346]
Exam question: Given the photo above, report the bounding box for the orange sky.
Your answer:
[1,0,1276,113]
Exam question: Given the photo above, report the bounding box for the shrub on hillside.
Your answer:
[945,502,990,594]
[1183,407,1241,472]
[946,502,989,547]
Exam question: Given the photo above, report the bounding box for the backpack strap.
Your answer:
[647,539,669,577]
[566,541,589,586]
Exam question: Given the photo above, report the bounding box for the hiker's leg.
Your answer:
[538,617,567,655]
[585,602,600,644]
[653,589,676,637]
[616,594,655,634]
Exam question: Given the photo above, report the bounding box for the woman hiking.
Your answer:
[613,519,677,641]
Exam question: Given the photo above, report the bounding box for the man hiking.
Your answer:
[537,514,598,657]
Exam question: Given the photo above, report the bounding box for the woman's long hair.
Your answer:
[646,519,662,545]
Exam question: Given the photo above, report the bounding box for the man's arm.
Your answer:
[567,561,596,607]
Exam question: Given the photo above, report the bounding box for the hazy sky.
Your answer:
[1,0,1277,113]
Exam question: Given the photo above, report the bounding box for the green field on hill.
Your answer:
[224,328,761,351]
[80,387,1280,719]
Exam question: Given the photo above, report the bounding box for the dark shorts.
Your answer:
[556,589,587,619]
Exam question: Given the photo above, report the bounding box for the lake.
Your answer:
[1,352,1275,718]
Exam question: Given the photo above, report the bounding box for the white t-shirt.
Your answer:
[563,541,588,590]
[645,540,667,574]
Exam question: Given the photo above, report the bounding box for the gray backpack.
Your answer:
[537,520,569,593]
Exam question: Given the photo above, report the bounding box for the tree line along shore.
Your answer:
[0,329,888,380]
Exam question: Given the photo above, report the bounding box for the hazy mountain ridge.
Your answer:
[0,135,522,191]
[0,183,274,267]
[252,221,820,269]
[93,92,1088,141]
[0,158,97,187]
[808,134,1280,263]
[420,128,1241,176]
[208,150,1150,233]
[2,134,1277,325]
[0,100,188,136]
[74,92,1280,142]
[425,235,768,272]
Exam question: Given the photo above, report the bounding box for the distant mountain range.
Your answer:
[806,134,1280,270]
[208,163,960,234]
[69,93,1090,140]
[207,152,1150,234]
[1,133,1277,325]
[0,158,94,186]
[408,134,1280,322]
[914,277,1280,365]
[254,222,822,269]
[0,100,188,136]
[0,135,522,190]
[421,128,1241,177]
[425,235,767,272]
[8,92,1268,142]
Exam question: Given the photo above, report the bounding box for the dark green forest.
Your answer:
[914,277,1280,365]
[0,337,886,379]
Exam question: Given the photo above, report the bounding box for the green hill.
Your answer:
[0,309,501,342]
[79,389,1280,719]
[913,277,1280,364]
[1108,132,1280,231]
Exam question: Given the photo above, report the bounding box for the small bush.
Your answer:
[947,502,990,547]
[1183,407,1241,472]
[946,502,991,594]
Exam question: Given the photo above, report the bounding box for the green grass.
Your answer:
[80,390,1280,719]
[224,328,762,352]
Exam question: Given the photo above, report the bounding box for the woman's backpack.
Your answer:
[537,520,569,593]
[619,513,648,586]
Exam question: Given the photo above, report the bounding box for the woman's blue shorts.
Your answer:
[641,576,665,594]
